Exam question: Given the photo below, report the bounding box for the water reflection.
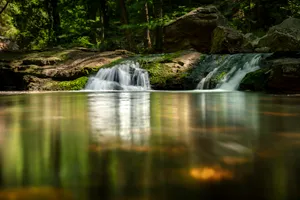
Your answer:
[0,92,300,199]
[88,92,150,146]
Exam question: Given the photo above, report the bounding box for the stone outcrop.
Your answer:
[239,52,300,93]
[210,26,252,53]
[254,17,300,52]
[163,6,227,53]
[138,50,202,90]
[0,48,133,91]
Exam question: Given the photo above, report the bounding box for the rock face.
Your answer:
[239,52,300,93]
[254,17,300,52]
[210,26,251,53]
[138,50,202,90]
[163,6,227,53]
[0,36,19,51]
[0,48,133,91]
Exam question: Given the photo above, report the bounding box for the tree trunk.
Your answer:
[153,0,163,52]
[143,1,152,49]
[45,0,53,45]
[50,0,61,44]
[100,0,109,41]
[119,0,134,50]
[86,0,97,44]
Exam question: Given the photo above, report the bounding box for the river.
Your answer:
[0,91,300,200]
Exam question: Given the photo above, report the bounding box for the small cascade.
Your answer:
[85,61,151,91]
[195,54,265,90]
[218,54,261,90]
[197,67,219,89]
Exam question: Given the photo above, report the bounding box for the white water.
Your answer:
[196,54,262,91]
[85,61,151,91]
[196,67,220,89]
[218,54,261,90]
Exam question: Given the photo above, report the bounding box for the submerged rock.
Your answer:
[163,6,227,53]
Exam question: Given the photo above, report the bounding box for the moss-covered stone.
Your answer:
[141,62,174,88]
[239,68,270,91]
[46,76,89,90]
[138,51,201,89]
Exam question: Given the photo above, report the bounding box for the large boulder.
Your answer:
[239,52,300,93]
[210,26,252,53]
[163,6,227,52]
[254,17,300,52]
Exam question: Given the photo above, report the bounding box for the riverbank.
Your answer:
[1,48,300,93]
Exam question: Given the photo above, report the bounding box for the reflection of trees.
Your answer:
[0,93,89,198]
[1,92,299,199]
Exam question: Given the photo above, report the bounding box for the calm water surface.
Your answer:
[0,91,300,200]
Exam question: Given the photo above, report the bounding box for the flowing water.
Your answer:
[196,54,265,90]
[1,91,300,200]
[85,61,151,91]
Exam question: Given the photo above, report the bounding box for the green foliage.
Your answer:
[281,0,300,18]
[2,0,298,52]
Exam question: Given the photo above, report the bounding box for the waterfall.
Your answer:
[85,61,151,91]
[218,54,261,90]
[197,67,220,89]
[196,54,264,91]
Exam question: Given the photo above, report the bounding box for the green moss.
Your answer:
[141,62,174,87]
[53,76,89,90]
[137,51,183,64]
[101,58,126,69]
[215,71,227,82]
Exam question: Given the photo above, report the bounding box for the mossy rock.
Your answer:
[239,68,270,91]
[46,76,89,90]
[141,62,174,88]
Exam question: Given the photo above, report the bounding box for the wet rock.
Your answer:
[240,52,300,93]
[163,6,227,52]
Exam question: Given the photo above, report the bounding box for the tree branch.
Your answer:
[0,0,10,15]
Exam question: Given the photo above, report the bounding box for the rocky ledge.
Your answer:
[0,48,133,90]
[239,52,300,93]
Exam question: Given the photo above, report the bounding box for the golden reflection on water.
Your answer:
[189,167,233,181]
